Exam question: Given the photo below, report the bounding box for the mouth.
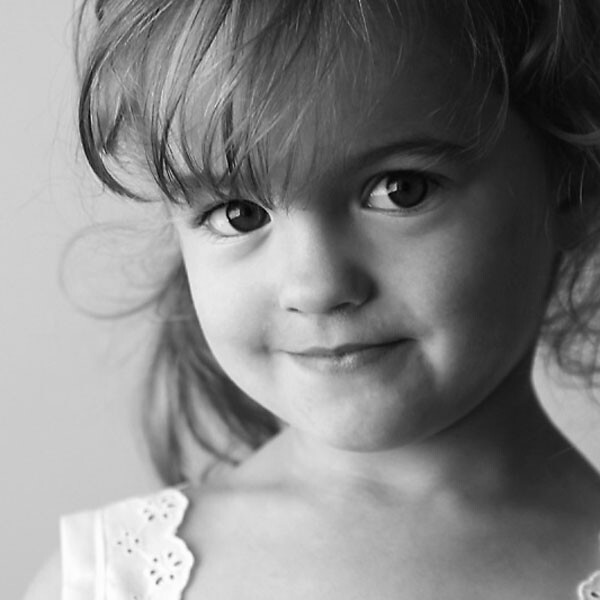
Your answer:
[284,340,410,373]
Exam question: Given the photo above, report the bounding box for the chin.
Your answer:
[293,402,434,453]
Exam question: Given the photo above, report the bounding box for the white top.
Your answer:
[60,487,600,600]
[60,488,194,600]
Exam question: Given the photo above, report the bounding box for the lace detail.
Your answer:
[61,486,598,600]
[102,488,194,600]
[579,571,600,600]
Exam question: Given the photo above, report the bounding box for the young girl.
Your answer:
[25,0,600,598]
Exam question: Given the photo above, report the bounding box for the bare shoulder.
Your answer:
[179,453,299,541]
[23,551,61,600]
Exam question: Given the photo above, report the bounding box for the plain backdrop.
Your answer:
[2,3,157,598]
[3,3,600,599]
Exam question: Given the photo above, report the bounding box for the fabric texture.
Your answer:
[579,569,600,600]
[61,487,599,599]
[61,488,194,600]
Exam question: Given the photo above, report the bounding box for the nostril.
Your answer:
[279,274,375,315]
[275,227,375,314]
[330,300,361,313]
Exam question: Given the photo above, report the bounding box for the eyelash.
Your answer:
[190,199,271,239]
[192,200,235,228]
[362,170,441,215]
[189,169,442,238]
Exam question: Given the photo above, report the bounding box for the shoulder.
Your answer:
[23,551,61,600]
[26,487,194,600]
[96,486,192,525]
[58,486,192,536]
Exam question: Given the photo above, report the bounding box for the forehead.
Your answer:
[149,0,499,203]
[259,31,493,186]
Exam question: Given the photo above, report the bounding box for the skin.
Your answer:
[163,27,600,600]
[24,13,600,600]
[174,43,558,459]
[167,14,600,596]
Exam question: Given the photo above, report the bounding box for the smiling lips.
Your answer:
[285,340,409,373]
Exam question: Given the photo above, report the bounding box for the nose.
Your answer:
[275,214,375,315]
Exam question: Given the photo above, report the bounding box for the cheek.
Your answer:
[400,188,555,362]
[182,250,267,362]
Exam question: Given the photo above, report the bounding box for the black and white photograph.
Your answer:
[6,2,600,599]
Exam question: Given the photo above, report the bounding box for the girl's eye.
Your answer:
[199,200,270,237]
[365,172,434,213]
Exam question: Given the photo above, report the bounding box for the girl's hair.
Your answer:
[76,0,600,484]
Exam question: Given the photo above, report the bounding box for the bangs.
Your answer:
[78,0,512,207]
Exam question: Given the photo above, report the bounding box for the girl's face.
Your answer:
[172,31,559,453]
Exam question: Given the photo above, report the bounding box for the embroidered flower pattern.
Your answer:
[148,550,187,586]
[579,571,600,600]
[114,530,141,555]
[68,486,599,599]
[102,488,194,600]
[141,493,181,524]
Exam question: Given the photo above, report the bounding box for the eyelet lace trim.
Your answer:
[102,488,194,600]
[579,571,600,600]
[63,486,598,599]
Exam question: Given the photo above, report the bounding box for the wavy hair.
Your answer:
[75,0,600,483]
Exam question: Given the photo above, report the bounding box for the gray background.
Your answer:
[3,3,600,599]
[2,3,155,598]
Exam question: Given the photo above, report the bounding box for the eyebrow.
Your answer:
[344,136,477,169]
[170,135,477,209]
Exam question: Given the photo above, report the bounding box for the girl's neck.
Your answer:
[242,354,583,509]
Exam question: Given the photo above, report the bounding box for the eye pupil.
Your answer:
[387,174,427,208]
[226,200,268,232]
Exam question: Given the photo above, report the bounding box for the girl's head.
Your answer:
[77,0,600,482]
